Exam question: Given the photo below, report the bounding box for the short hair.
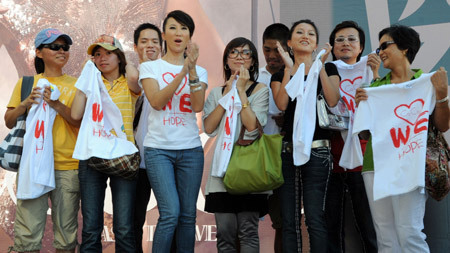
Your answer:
[162,10,195,38]
[91,46,128,76]
[222,37,259,82]
[378,25,420,64]
[329,20,365,61]
[262,23,290,48]
[133,23,162,47]
[289,19,319,43]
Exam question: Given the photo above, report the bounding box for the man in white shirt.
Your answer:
[256,23,289,253]
[131,23,162,253]
[325,20,379,253]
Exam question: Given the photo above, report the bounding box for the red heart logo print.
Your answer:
[162,72,188,95]
[394,99,425,125]
[339,76,363,99]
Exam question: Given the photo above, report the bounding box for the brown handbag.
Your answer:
[425,121,450,201]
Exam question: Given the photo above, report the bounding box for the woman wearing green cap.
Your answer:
[4,28,81,253]
[71,34,141,252]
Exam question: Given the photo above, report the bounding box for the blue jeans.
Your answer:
[78,160,137,253]
[325,171,377,253]
[279,147,331,253]
[144,146,204,253]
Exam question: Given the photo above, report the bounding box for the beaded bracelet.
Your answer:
[436,96,449,103]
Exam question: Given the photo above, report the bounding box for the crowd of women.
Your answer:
[4,8,449,253]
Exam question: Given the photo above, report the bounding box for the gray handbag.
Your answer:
[317,93,350,130]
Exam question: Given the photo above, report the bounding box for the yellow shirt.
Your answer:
[101,75,139,142]
[7,74,79,170]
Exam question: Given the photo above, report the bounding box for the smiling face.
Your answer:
[378,34,406,70]
[163,17,190,54]
[135,28,161,62]
[226,44,254,73]
[333,27,362,64]
[92,47,120,77]
[288,22,318,54]
[36,37,70,69]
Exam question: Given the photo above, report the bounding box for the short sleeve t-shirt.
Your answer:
[139,59,208,149]
[7,74,79,170]
[271,62,340,142]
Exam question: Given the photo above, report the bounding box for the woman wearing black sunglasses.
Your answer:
[355,25,449,252]
[4,28,81,253]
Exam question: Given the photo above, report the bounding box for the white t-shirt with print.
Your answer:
[352,72,435,200]
[139,59,208,150]
[258,66,281,135]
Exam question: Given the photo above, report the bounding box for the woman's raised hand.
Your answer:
[186,42,199,70]
[276,41,293,70]
[320,43,332,64]
[355,87,368,107]
[236,65,250,93]
[431,67,448,100]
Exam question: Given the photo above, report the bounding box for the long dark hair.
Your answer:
[34,45,45,74]
[222,37,259,82]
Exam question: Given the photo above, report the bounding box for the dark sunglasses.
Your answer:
[42,43,70,52]
[376,41,395,55]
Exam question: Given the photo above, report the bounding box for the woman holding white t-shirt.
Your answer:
[355,25,449,253]
[139,10,207,253]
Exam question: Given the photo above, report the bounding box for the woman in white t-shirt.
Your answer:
[139,10,207,252]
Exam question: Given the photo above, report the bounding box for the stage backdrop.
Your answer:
[0,0,449,252]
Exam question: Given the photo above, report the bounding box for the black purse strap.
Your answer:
[18,76,34,119]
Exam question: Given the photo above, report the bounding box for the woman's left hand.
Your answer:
[186,42,199,70]
[320,43,332,64]
[236,65,250,93]
[43,86,59,108]
[431,67,448,100]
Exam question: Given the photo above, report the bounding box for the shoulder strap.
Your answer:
[245,82,258,97]
[21,76,34,102]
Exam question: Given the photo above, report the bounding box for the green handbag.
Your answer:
[223,119,284,194]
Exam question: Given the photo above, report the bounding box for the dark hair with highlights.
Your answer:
[222,37,259,82]
[289,19,319,43]
[329,20,365,62]
[91,46,127,76]
[378,25,420,64]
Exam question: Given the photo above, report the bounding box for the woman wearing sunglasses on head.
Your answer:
[271,19,341,252]
[355,25,449,252]
[203,37,269,252]
[5,28,81,253]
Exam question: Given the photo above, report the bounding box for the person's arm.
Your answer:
[319,44,340,107]
[142,61,189,111]
[4,86,42,129]
[203,73,236,134]
[186,43,207,112]
[273,41,293,111]
[43,86,81,127]
[71,89,87,121]
[126,63,141,94]
[367,53,381,81]
[431,67,450,132]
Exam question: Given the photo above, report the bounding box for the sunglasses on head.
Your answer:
[42,43,70,52]
[376,41,395,55]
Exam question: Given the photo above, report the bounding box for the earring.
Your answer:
[224,64,230,70]
[249,65,255,72]
[289,47,293,55]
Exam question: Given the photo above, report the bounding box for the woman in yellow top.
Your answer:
[71,35,141,252]
[5,28,80,253]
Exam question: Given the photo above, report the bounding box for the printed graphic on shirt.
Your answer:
[340,76,362,113]
[390,98,429,159]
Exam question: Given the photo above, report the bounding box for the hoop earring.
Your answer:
[289,47,293,55]
[224,64,230,70]
[249,65,255,72]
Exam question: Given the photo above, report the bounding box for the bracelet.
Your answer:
[436,96,449,103]
[242,102,250,109]
[191,85,203,93]
[189,77,199,85]
[189,81,201,87]
[371,77,381,84]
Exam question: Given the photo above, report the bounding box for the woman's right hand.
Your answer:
[236,65,250,93]
[276,41,293,71]
[223,71,237,95]
[20,86,41,108]
[355,87,368,107]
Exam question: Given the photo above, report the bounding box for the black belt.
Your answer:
[282,139,330,153]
